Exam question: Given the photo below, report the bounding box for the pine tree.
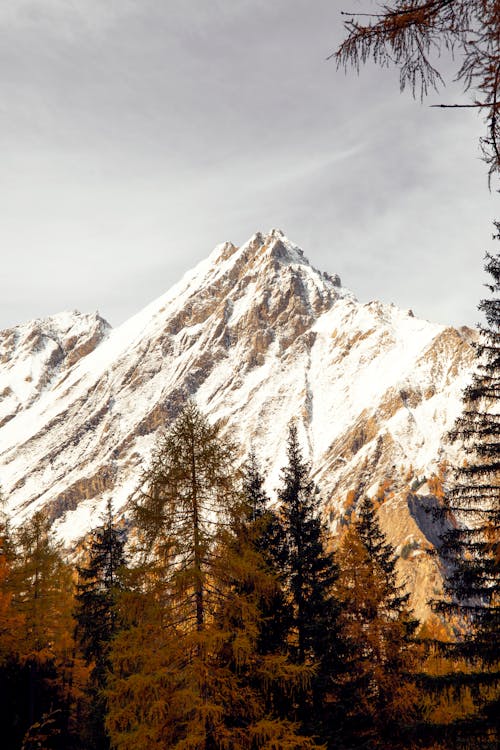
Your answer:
[107,407,323,749]
[75,499,128,750]
[276,422,343,740]
[206,465,323,749]
[241,452,291,656]
[429,243,500,747]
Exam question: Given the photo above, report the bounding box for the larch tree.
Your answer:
[105,553,180,750]
[334,0,500,183]
[107,402,322,749]
[107,400,238,748]
[0,494,27,747]
[0,528,19,661]
[132,400,237,631]
[0,493,22,665]
[10,510,77,749]
[335,497,419,749]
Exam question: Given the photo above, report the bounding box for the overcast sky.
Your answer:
[0,0,496,331]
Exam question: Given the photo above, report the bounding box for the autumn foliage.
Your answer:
[0,401,497,748]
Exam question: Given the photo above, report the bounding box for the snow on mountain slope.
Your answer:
[0,311,110,430]
[0,230,474,613]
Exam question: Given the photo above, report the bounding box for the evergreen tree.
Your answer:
[75,499,128,750]
[207,467,322,749]
[276,422,343,740]
[241,451,291,656]
[107,406,322,749]
[429,244,500,747]
[335,496,419,749]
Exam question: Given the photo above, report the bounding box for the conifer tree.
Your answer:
[336,8,500,743]
[10,510,77,749]
[75,499,128,750]
[107,407,323,749]
[105,555,179,750]
[0,526,19,662]
[241,452,291,656]
[428,244,500,748]
[0,492,22,664]
[206,463,322,749]
[107,401,235,749]
[132,400,237,630]
[356,496,416,625]
[276,422,343,739]
[335,496,419,749]
[0,493,28,747]
[334,1,500,183]
[106,402,238,748]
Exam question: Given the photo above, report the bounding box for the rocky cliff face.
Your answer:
[0,311,110,430]
[0,230,474,618]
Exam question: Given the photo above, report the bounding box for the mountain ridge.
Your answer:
[0,230,475,616]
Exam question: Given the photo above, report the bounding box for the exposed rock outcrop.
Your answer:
[0,230,474,615]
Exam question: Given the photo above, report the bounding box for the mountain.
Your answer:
[0,230,474,617]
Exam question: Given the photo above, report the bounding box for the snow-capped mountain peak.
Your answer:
[0,231,475,617]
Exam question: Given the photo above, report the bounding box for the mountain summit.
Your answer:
[0,230,474,615]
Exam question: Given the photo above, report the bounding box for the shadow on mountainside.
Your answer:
[407,491,455,563]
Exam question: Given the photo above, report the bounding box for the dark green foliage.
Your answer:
[276,423,344,740]
[75,500,127,669]
[206,453,323,748]
[75,500,128,750]
[241,452,291,656]
[277,423,339,665]
[432,242,500,747]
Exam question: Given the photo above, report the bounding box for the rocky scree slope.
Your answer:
[0,230,474,617]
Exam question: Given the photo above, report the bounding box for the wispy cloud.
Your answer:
[0,0,493,329]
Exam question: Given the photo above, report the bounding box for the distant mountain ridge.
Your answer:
[0,230,475,617]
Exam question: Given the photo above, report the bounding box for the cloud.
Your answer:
[0,0,494,330]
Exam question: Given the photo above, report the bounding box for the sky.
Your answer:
[0,0,496,331]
